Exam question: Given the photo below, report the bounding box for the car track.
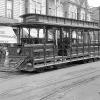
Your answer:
[0,64,100,100]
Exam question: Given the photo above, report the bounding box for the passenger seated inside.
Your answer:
[21,38,44,44]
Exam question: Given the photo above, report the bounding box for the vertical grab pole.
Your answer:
[90,30,92,58]
[69,28,72,62]
[29,28,31,39]
[37,28,40,43]
[80,29,83,58]
[62,27,64,61]
[93,30,95,58]
[91,30,93,57]
[53,28,56,63]
[21,27,23,45]
[97,30,99,56]
[99,30,100,56]
[22,27,23,38]
[88,30,91,58]
[18,27,21,44]
[95,30,98,57]
[76,28,79,58]
[98,30,100,56]
[88,30,90,58]
[90,30,93,55]
[82,29,85,60]
[60,27,64,62]
[43,26,46,65]
[32,45,34,70]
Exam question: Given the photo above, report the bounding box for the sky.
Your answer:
[88,0,100,7]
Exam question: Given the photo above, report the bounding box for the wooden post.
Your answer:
[98,30,100,56]
[76,28,79,57]
[69,28,72,62]
[93,30,96,58]
[29,28,30,38]
[97,30,99,56]
[37,28,40,43]
[87,30,90,58]
[90,30,92,58]
[21,27,24,45]
[89,30,92,58]
[45,28,48,43]
[53,29,55,63]
[32,46,34,70]
[55,30,58,47]
[82,29,85,60]
[22,27,23,38]
[60,27,64,61]
[18,27,21,44]
[43,26,46,65]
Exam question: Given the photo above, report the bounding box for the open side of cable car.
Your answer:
[7,14,100,72]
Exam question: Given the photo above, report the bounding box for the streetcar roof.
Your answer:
[13,22,100,30]
[20,13,98,25]
[19,13,100,30]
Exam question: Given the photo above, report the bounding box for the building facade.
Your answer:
[0,0,91,23]
[46,0,91,21]
[90,7,100,27]
[0,0,19,23]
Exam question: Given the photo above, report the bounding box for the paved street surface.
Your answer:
[0,61,100,100]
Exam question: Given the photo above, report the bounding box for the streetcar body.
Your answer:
[7,14,100,72]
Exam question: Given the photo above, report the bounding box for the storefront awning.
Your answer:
[0,26,17,43]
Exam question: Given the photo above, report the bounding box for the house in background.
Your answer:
[90,7,100,26]
[0,0,92,23]
[47,0,91,21]
[0,0,19,23]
